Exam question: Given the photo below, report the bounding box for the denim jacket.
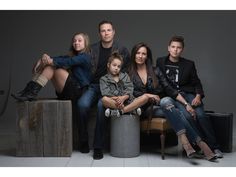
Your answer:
[52,53,92,87]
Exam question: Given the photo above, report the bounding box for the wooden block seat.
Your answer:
[16,99,72,157]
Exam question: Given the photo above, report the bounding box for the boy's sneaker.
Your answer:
[105,108,111,117]
[214,149,223,158]
[110,109,121,117]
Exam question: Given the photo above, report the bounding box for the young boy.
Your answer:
[156,35,223,158]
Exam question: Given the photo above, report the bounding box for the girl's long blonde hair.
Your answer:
[69,32,90,56]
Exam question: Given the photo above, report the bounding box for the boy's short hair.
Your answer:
[169,35,185,48]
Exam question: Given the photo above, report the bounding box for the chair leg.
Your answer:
[160,131,165,160]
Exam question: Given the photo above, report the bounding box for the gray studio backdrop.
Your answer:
[0,10,235,132]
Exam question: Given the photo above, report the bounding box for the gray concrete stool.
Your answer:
[110,114,140,158]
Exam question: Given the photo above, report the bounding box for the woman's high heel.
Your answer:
[206,154,218,162]
[183,143,196,158]
[197,141,217,161]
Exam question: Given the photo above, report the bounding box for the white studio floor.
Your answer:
[0,126,235,167]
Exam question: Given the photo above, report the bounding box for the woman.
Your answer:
[12,32,92,103]
[129,42,217,161]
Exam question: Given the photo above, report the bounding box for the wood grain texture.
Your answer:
[16,100,72,157]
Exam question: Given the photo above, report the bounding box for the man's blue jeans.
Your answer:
[175,92,219,150]
[160,97,201,144]
[77,84,105,149]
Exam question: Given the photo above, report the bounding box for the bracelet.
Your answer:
[184,102,190,107]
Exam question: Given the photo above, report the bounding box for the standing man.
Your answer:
[156,35,223,158]
[77,20,130,160]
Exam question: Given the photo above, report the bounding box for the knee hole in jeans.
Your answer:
[164,104,175,111]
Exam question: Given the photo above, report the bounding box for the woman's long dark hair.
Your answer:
[129,42,158,88]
